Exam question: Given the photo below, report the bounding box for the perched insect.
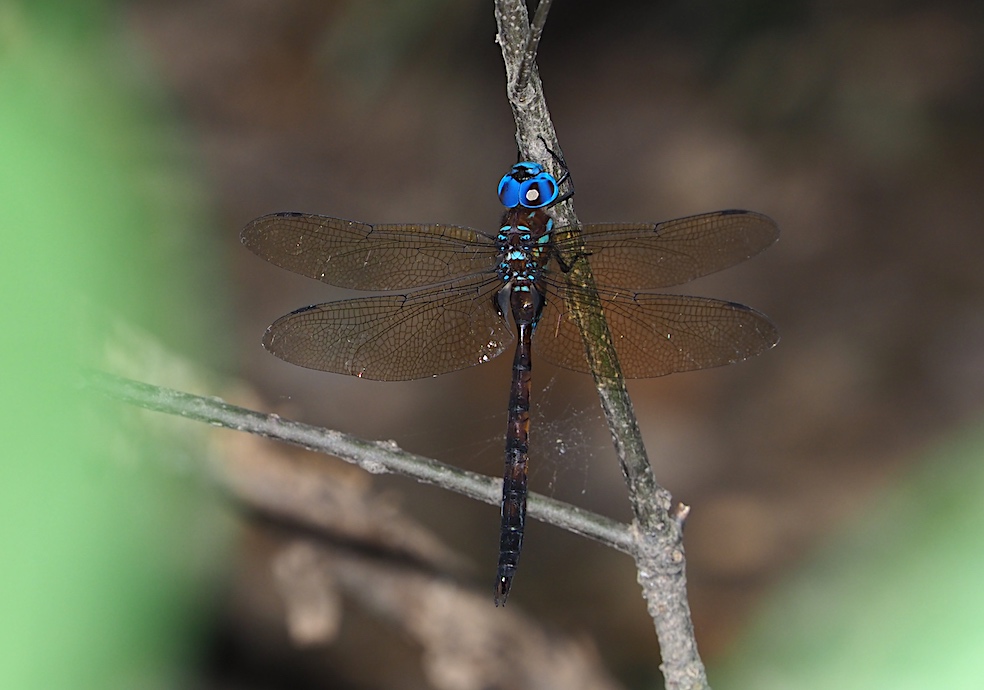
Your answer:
[242,159,778,605]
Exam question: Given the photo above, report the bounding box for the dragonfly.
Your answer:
[241,159,779,605]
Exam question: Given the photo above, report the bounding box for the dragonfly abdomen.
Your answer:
[496,314,534,607]
[494,270,546,606]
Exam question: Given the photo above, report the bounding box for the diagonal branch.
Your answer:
[493,2,709,688]
[83,370,635,554]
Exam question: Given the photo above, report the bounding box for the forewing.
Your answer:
[534,286,779,378]
[242,213,499,290]
[262,275,512,381]
[550,210,778,290]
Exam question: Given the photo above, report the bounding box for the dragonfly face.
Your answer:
[497,162,560,209]
[241,159,779,605]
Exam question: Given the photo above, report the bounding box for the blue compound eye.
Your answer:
[518,173,558,208]
[498,173,521,208]
[498,162,557,208]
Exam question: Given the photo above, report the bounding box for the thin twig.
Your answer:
[83,370,635,554]
[493,2,709,688]
[515,0,552,93]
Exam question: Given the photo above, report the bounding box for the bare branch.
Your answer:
[516,0,553,93]
[83,370,634,554]
[492,2,709,687]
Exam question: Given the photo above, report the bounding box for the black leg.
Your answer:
[538,137,574,204]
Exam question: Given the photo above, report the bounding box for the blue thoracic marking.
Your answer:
[497,161,560,210]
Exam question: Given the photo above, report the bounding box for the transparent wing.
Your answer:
[550,210,778,290]
[262,275,512,381]
[534,285,779,378]
[242,213,499,290]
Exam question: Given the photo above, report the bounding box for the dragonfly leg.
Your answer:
[538,136,574,203]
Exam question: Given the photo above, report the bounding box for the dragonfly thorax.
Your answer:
[495,208,554,286]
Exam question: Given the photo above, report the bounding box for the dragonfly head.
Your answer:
[497,161,559,210]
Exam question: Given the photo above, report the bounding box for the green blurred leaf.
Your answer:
[714,423,984,689]
[0,4,230,688]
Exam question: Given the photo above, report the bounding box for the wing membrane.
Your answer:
[242,213,499,290]
[534,286,779,378]
[550,210,778,290]
[262,275,511,380]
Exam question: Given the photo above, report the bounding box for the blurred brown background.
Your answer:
[121,0,983,686]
